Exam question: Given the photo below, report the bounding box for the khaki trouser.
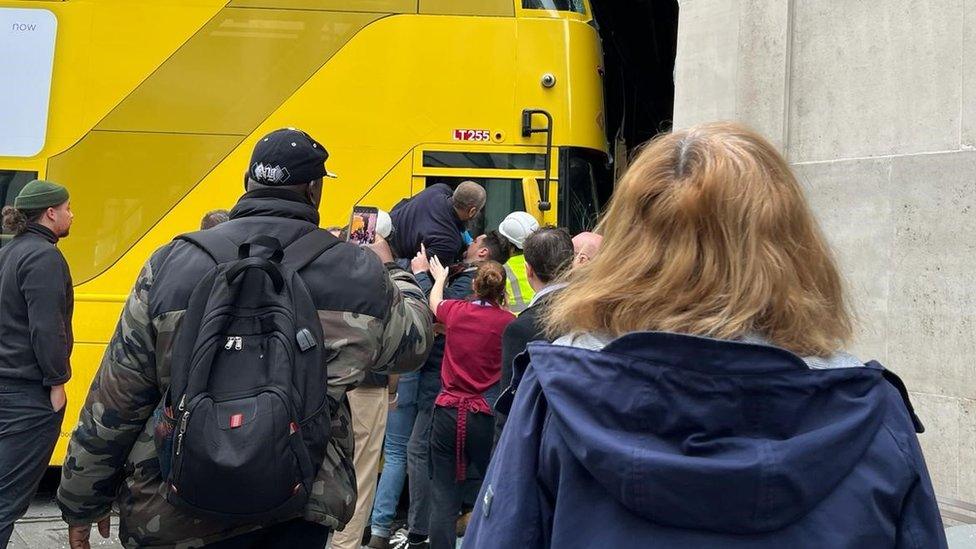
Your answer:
[330,385,389,549]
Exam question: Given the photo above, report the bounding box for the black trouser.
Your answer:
[202,518,330,548]
[406,365,442,537]
[0,381,64,548]
[428,406,493,549]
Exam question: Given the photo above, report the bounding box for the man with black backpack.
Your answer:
[56,128,433,548]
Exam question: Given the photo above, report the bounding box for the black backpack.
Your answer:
[160,230,339,521]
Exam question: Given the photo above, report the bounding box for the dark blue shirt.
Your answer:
[389,184,466,264]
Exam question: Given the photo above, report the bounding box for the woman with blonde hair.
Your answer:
[464,122,945,548]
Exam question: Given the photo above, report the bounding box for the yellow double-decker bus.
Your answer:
[0,0,679,463]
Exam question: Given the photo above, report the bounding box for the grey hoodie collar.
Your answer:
[554,331,864,370]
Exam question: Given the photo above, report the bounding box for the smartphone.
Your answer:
[347,205,379,246]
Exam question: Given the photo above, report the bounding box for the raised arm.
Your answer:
[371,235,434,375]
[428,255,450,313]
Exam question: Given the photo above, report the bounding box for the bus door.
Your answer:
[411,145,559,234]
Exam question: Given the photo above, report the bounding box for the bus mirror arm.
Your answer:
[521,109,554,212]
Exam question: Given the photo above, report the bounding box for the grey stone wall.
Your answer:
[674,0,976,510]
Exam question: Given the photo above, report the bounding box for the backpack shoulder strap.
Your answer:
[282,229,343,272]
[869,360,925,434]
[176,230,239,264]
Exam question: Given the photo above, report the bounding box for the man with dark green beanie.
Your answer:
[0,179,74,547]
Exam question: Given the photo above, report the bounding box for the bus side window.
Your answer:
[0,170,38,247]
[522,0,586,14]
[560,149,606,234]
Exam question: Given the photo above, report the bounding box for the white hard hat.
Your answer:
[376,209,393,239]
[497,211,540,250]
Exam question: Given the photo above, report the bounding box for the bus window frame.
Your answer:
[557,146,607,234]
[412,142,559,181]
[0,162,45,179]
[420,176,528,237]
[0,168,41,248]
[411,143,560,226]
[514,0,592,21]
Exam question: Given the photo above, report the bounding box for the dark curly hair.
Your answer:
[1,206,45,236]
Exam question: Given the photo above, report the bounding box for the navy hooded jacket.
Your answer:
[465,332,947,549]
[389,183,466,264]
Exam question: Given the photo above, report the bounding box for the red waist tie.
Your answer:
[436,393,492,482]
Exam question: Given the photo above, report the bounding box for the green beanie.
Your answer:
[14,180,69,210]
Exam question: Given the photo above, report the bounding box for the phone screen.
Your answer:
[347,206,379,246]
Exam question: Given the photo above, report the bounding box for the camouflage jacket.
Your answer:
[57,190,433,548]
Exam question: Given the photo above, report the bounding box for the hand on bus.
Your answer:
[50,384,67,413]
[68,515,111,549]
[411,244,431,274]
[367,233,394,263]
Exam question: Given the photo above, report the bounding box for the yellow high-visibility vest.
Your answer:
[505,255,535,314]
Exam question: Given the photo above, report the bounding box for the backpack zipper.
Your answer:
[175,394,188,456]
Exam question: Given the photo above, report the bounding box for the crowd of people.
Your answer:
[0,122,949,549]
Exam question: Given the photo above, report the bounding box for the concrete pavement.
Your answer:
[11,480,975,548]
[9,496,122,549]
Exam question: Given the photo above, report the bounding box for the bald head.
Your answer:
[572,231,603,267]
[452,181,487,221]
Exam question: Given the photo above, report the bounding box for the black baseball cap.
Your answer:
[247,128,337,186]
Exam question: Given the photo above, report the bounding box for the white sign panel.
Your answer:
[0,9,57,157]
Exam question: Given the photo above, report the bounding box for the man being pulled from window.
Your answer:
[389,181,486,265]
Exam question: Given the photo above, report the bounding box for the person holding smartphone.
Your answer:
[346,206,379,246]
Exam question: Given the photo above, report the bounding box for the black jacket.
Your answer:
[0,223,73,386]
[150,189,396,333]
[495,289,560,436]
[500,290,560,389]
[389,183,466,264]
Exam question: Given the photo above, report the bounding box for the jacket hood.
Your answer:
[528,332,887,534]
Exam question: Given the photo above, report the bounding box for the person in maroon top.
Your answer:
[426,257,514,549]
